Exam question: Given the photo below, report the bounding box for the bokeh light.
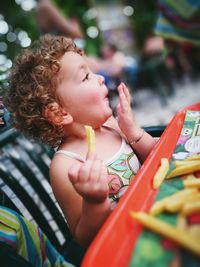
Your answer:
[123,6,134,16]
[0,20,9,35]
[86,26,99,39]
[15,0,36,11]
[0,42,8,52]
[7,32,17,42]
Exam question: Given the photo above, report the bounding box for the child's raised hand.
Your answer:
[68,152,109,204]
[117,82,141,142]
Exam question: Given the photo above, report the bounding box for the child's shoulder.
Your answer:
[50,151,74,180]
[50,139,86,178]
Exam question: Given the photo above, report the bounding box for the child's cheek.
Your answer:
[87,92,101,104]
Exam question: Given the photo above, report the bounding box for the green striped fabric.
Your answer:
[154,0,200,45]
[0,206,74,267]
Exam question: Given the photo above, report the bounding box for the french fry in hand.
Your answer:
[166,160,200,179]
[84,125,96,152]
[130,211,200,256]
[153,158,169,189]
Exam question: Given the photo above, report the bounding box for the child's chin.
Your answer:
[107,108,113,118]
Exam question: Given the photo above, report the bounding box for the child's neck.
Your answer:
[62,122,103,142]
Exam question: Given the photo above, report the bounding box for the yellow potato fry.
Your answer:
[183,174,197,180]
[183,178,200,188]
[188,225,200,240]
[181,200,200,216]
[149,200,166,216]
[186,193,200,202]
[174,160,193,167]
[177,214,187,230]
[186,154,200,161]
[165,193,200,213]
[165,198,184,213]
[174,159,200,168]
[130,211,200,256]
[153,158,169,189]
[84,125,96,152]
[166,161,200,179]
[149,188,197,215]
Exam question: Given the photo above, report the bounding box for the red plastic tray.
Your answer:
[81,102,200,267]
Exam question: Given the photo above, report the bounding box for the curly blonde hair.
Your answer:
[5,34,82,147]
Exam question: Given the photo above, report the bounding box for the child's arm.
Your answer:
[117,82,156,163]
[36,0,83,39]
[50,152,111,247]
[68,152,110,247]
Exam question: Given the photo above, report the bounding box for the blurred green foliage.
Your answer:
[0,1,38,60]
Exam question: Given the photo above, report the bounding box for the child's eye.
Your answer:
[82,73,89,82]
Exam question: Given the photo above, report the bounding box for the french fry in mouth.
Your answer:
[84,125,96,152]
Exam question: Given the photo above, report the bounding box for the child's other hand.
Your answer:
[117,82,141,141]
[68,152,109,204]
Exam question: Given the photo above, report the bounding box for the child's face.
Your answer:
[56,51,112,127]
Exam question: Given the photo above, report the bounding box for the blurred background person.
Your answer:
[36,0,83,39]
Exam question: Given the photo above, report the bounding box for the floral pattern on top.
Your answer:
[107,151,140,205]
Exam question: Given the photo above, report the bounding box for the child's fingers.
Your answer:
[117,103,121,115]
[89,159,103,182]
[68,162,81,183]
[121,82,131,105]
[118,85,129,113]
[100,164,108,182]
[78,158,96,182]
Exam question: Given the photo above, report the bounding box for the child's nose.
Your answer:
[98,75,105,85]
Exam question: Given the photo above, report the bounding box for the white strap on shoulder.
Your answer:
[55,150,85,162]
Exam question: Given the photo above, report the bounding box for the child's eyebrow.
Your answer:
[76,64,87,78]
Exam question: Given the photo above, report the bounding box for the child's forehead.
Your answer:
[60,51,84,65]
[59,51,86,78]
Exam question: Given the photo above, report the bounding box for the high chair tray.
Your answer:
[81,102,200,267]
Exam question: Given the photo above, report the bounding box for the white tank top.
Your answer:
[55,134,140,209]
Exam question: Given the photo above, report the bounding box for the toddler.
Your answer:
[5,34,156,247]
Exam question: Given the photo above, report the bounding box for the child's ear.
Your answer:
[61,111,73,125]
[43,103,73,126]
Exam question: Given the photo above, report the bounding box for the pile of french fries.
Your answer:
[167,154,200,179]
[131,154,200,257]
